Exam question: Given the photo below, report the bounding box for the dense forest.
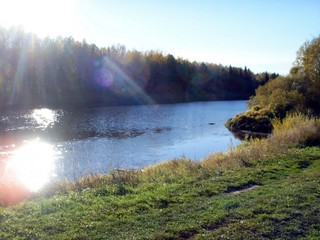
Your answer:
[0,26,278,109]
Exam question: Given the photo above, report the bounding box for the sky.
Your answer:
[0,0,319,74]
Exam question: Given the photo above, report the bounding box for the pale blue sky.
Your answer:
[0,0,319,74]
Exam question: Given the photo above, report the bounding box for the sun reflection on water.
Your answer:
[5,139,57,192]
[31,108,58,129]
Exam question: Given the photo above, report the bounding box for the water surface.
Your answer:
[0,101,247,187]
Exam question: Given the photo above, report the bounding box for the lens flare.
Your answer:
[94,56,154,104]
[95,68,114,88]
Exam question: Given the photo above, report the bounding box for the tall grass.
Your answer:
[202,113,320,171]
[272,113,320,147]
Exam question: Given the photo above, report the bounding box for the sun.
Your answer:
[0,0,80,38]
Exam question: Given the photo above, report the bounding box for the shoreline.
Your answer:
[0,114,319,239]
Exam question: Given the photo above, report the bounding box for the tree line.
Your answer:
[0,26,278,109]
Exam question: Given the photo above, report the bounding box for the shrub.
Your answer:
[225,107,274,134]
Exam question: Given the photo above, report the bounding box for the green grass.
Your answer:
[1,114,320,239]
[0,147,320,239]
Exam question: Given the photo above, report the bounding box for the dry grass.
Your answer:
[203,113,320,172]
[272,113,320,147]
[38,171,140,197]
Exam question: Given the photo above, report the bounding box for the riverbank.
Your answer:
[0,115,320,239]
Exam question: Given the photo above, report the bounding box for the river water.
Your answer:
[0,101,246,190]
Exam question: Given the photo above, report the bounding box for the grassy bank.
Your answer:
[1,115,320,239]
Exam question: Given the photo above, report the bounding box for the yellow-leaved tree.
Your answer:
[226,35,320,134]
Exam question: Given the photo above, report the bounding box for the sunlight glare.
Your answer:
[6,140,57,192]
[32,108,56,129]
[0,0,81,38]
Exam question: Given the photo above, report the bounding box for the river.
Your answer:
[0,101,246,191]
